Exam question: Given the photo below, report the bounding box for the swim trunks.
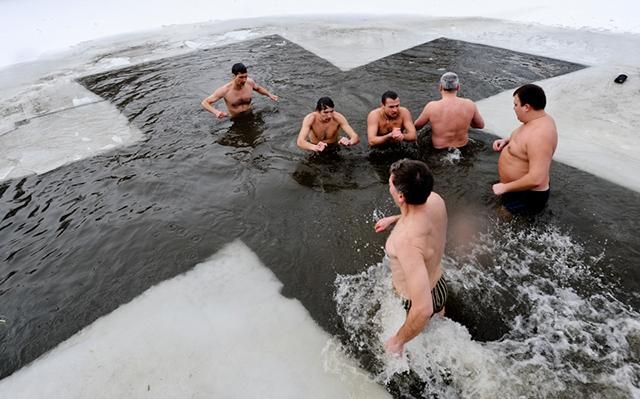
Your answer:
[401,274,448,315]
[501,189,550,216]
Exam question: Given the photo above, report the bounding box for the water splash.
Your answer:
[335,221,640,398]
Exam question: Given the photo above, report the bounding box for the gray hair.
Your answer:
[440,72,459,91]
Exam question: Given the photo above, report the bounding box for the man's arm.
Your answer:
[401,108,417,142]
[414,103,431,130]
[296,114,325,152]
[201,86,228,118]
[493,130,554,194]
[336,113,360,146]
[470,103,485,129]
[250,79,278,101]
[384,242,433,355]
[367,110,393,146]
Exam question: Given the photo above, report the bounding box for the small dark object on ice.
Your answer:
[614,74,628,84]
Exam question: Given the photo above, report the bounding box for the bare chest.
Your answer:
[225,85,253,107]
[310,120,340,141]
[378,116,402,134]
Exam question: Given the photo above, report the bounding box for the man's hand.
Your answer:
[391,128,404,142]
[338,137,351,146]
[493,138,508,151]
[215,111,228,119]
[384,335,404,357]
[269,94,279,102]
[492,182,507,195]
[314,142,328,152]
[374,216,398,232]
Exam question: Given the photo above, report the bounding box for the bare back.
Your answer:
[385,193,447,297]
[498,114,557,190]
[421,97,482,148]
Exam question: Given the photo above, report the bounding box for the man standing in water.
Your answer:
[414,72,485,149]
[492,84,557,215]
[296,97,360,152]
[201,62,278,119]
[374,159,448,356]
[367,91,417,147]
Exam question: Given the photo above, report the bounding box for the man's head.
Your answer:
[439,72,459,92]
[231,63,248,75]
[513,84,546,122]
[315,97,335,122]
[514,84,546,109]
[389,159,433,205]
[231,62,249,86]
[381,90,400,119]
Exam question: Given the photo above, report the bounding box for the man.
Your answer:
[201,62,278,119]
[374,159,448,356]
[367,91,417,147]
[492,83,557,215]
[414,72,485,149]
[296,97,360,152]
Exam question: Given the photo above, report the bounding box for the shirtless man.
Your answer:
[367,91,417,147]
[374,159,448,356]
[296,97,360,152]
[492,84,558,215]
[414,72,485,149]
[201,62,278,119]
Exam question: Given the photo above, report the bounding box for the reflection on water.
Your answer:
[216,111,267,148]
[1,35,639,397]
[292,147,378,192]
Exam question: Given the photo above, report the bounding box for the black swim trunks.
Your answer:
[402,275,448,315]
[501,189,550,216]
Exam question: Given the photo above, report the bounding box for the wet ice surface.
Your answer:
[0,241,391,399]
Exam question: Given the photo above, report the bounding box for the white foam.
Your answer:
[0,241,390,399]
[335,223,640,397]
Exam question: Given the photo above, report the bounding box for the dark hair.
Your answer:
[381,90,399,105]
[389,159,433,205]
[514,84,546,110]
[231,63,248,75]
[315,97,335,111]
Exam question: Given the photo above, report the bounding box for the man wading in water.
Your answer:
[201,62,278,119]
[492,84,557,215]
[375,159,448,356]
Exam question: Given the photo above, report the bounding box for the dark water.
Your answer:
[1,35,639,396]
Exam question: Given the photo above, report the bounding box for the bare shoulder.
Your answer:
[367,108,380,121]
[427,192,447,218]
[246,78,258,88]
[462,97,477,107]
[214,82,232,95]
[303,112,316,124]
[400,106,412,116]
[530,115,558,138]
[427,192,446,208]
[334,111,348,122]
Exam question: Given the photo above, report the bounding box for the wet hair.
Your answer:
[231,63,248,75]
[315,97,335,111]
[381,90,399,105]
[514,84,546,110]
[440,72,459,91]
[389,159,433,205]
